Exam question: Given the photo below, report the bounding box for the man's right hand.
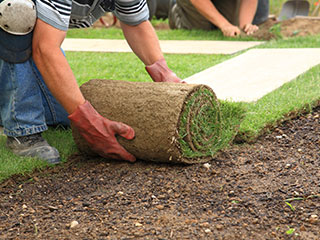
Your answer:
[145,58,183,83]
[220,24,241,37]
[68,101,136,162]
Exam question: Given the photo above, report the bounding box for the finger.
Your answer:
[118,147,136,162]
[111,121,135,140]
[168,72,181,83]
[244,24,250,33]
[225,30,234,37]
[94,139,137,162]
[105,146,136,162]
[248,25,259,35]
[100,149,136,163]
[246,27,253,35]
[248,26,258,35]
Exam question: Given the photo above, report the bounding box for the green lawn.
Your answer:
[1,3,320,182]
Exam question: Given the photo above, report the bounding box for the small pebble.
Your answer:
[48,205,58,211]
[29,208,36,214]
[252,219,259,224]
[300,225,306,231]
[285,163,291,168]
[309,215,318,224]
[156,205,164,210]
[216,224,223,230]
[70,220,79,228]
[200,222,210,227]
[203,163,211,169]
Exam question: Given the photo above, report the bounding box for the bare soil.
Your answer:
[0,105,319,240]
[251,17,320,40]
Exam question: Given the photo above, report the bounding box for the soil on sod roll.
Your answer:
[0,106,319,239]
[72,79,221,164]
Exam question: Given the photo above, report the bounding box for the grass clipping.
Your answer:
[72,79,223,164]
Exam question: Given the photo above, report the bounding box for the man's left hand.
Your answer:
[242,23,259,35]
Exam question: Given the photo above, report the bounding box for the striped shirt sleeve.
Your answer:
[36,0,72,31]
[113,0,149,26]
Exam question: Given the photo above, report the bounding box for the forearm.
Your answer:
[238,0,258,29]
[190,0,231,29]
[33,46,85,114]
[120,20,163,65]
[32,20,85,114]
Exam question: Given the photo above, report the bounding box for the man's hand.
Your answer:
[146,58,183,83]
[220,24,241,37]
[68,101,136,162]
[242,23,259,35]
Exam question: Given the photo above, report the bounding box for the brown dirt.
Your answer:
[1,105,319,239]
[251,17,320,40]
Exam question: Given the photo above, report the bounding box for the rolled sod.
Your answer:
[72,79,222,164]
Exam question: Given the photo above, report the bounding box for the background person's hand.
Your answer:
[220,24,241,37]
[242,23,259,35]
[68,101,136,162]
[146,58,183,83]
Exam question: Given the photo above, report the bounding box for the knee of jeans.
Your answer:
[252,14,269,25]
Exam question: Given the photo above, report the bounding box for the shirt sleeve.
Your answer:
[113,0,149,26]
[36,0,72,31]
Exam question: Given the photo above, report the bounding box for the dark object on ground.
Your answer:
[72,79,221,164]
[1,106,319,239]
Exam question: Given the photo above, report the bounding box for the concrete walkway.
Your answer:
[185,48,320,102]
[62,38,264,55]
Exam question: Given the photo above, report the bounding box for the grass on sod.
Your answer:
[1,26,320,182]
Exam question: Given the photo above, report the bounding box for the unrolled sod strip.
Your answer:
[72,79,222,164]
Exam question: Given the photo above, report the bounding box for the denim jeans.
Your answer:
[0,58,70,137]
[253,0,269,25]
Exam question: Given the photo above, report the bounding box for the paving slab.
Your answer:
[185,48,320,102]
[62,38,264,54]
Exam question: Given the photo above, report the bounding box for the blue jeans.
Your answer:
[0,58,70,137]
[253,0,269,25]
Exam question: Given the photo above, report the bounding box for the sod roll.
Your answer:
[72,79,222,164]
